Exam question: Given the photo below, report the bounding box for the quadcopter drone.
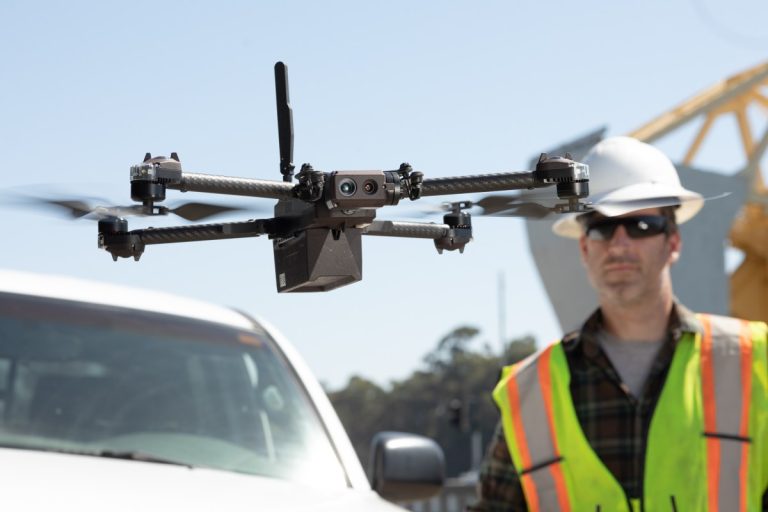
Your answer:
[64,62,592,292]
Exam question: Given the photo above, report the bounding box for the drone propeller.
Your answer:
[392,194,557,220]
[12,195,254,222]
[474,191,729,219]
[163,202,250,221]
[473,194,555,219]
[39,199,142,219]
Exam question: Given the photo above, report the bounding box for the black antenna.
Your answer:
[275,62,295,183]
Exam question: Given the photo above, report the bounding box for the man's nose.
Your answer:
[607,225,632,246]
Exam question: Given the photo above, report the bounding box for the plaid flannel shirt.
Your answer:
[469,303,768,511]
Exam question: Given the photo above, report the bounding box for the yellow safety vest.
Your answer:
[493,314,768,511]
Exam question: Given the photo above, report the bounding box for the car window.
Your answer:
[0,292,348,489]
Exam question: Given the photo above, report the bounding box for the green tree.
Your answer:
[328,375,387,470]
[328,327,537,477]
[423,326,481,370]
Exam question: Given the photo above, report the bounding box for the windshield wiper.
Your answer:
[96,450,194,468]
[0,442,193,469]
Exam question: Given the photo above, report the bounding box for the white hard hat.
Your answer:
[552,136,704,238]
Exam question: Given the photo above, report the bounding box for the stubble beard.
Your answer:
[596,254,671,309]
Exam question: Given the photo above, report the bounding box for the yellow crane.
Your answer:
[627,60,768,322]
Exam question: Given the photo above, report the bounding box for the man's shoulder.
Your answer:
[562,329,580,346]
[558,307,601,351]
[697,312,768,341]
[504,340,571,380]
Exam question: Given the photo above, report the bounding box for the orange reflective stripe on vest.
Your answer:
[505,345,570,512]
[699,314,754,512]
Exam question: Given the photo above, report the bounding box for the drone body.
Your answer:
[95,63,591,292]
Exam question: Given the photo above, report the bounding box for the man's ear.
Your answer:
[668,231,682,264]
[579,235,588,265]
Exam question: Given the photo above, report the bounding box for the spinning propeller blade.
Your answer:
[10,193,256,222]
[473,194,555,219]
[169,202,245,221]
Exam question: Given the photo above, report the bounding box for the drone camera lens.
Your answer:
[362,179,378,195]
[338,178,357,196]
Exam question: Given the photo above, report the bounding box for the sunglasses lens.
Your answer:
[586,216,668,240]
[586,223,617,240]
[626,217,667,238]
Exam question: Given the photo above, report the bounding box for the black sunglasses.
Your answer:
[585,215,669,241]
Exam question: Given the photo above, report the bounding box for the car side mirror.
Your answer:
[368,431,445,502]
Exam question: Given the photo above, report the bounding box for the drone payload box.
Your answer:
[273,227,363,292]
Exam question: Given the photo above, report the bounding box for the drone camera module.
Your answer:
[328,171,390,208]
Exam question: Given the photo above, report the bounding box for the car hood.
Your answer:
[1,447,406,511]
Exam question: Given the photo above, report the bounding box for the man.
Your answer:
[470,136,768,511]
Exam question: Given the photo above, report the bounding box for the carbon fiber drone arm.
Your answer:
[419,171,538,196]
[165,169,538,201]
[134,220,273,244]
[98,219,279,261]
[363,220,472,254]
[137,152,587,206]
[168,173,296,199]
[363,220,451,239]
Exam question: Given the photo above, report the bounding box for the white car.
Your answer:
[0,270,443,511]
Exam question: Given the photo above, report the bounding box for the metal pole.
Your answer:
[498,271,506,354]
[471,430,483,471]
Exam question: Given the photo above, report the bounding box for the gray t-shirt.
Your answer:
[596,329,665,399]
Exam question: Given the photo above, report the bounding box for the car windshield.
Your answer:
[0,292,348,489]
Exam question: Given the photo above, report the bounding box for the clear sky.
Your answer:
[1,0,766,389]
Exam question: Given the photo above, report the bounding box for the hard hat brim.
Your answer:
[552,182,705,239]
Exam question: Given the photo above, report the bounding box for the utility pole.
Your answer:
[471,430,483,471]
[498,270,506,354]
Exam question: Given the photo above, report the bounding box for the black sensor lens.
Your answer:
[338,178,357,196]
[362,179,378,195]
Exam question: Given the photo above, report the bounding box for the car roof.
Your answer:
[0,269,253,330]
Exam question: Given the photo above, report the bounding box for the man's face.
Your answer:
[579,207,681,307]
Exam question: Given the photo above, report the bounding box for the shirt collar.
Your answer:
[563,300,702,358]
